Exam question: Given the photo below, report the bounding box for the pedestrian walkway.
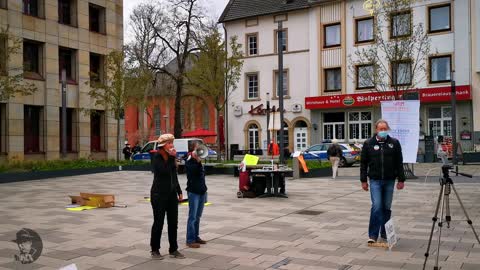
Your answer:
[0,172,479,269]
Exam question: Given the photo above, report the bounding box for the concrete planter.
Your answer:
[463,152,480,164]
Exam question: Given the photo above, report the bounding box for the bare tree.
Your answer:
[0,26,36,101]
[349,0,431,100]
[125,3,164,142]
[186,27,243,159]
[129,0,207,138]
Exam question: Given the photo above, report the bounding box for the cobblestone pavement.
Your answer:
[0,171,479,270]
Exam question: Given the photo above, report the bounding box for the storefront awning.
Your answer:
[305,85,471,110]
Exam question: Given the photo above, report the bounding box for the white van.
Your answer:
[131,138,217,161]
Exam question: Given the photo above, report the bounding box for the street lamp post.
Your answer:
[61,69,67,158]
[450,71,457,165]
[277,21,285,164]
[266,92,270,152]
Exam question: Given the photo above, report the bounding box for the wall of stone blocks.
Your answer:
[0,0,124,160]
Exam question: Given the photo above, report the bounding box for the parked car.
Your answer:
[301,143,360,167]
[131,138,217,162]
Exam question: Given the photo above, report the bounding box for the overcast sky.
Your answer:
[123,0,230,41]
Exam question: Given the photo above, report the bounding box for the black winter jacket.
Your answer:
[185,155,207,195]
[150,152,182,197]
[360,135,405,182]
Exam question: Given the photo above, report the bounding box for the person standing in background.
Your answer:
[185,142,208,248]
[149,134,185,260]
[360,119,405,246]
[327,139,343,179]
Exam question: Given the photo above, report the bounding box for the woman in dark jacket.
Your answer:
[149,134,185,260]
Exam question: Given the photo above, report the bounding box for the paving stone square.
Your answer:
[0,164,479,269]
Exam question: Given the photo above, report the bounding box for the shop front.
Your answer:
[305,85,474,155]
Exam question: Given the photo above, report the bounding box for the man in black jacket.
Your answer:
[360,119,405,245]
[185,142,208,248]
[149,134,185,260]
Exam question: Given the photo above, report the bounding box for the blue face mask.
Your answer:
[378,131,388,139]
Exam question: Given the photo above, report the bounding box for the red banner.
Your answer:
[305,85,471,109]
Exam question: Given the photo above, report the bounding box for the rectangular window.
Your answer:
[325,68,341,91]
[390,11,411,38]
[89,53,104,83]
[246,73,259,99]
[324,23,341,47]
[202,107,209,130]
[349,112,372,140]
[323,112,345,141]
[59,107,75,152]
[23,40,43,79]
[356,17,374,43]
[0,34,6,75]
[429,4,450,33]
[154,106,160,136]
[392,61,412,86]
[90,110,105,152]
[274,29,287,53]
[89,3,106,34]
[0,0,6,9]
[428,107,451,137]
[430,55,451,83]
[23,0,40,17]
[246,34,258,56]
[24,105,43,153]
[248,124,259,150]
[59,47,76,83]
[58,0,76,26]
[0,104,6,153]
[356,65,374,89]
[274,70,288,97]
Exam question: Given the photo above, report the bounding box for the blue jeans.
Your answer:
[368,179,395,240]
[186,192,206,244]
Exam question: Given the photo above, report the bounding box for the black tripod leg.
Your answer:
[434,192,447,270]
[450,184,480,244]
[423,183,445,270]
[445,192,451,228]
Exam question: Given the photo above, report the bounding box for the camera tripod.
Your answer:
[423,165,480,270]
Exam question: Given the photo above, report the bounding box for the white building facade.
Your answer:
[220,0,478,155]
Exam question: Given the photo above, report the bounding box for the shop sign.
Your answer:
[461,131,472,140]
[305,85,471,110]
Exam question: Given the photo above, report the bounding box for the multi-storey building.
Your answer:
[220,0,479,154]
[0,0,123,161]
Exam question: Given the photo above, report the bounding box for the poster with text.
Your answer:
[381,100,420,163]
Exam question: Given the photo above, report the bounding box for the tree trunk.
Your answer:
[173,78,183,137]
[216,109,221,161]
[117,117,121,161]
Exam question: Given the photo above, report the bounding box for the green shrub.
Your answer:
[286,159,331,169]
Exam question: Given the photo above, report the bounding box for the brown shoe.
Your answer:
[187,242,200,248]
[196,238,207,244]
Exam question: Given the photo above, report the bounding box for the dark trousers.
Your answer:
[150,192,178,253]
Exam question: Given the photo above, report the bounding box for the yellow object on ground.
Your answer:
[66,206,98,211]
[180,202,212,206]
[368,242,389,248]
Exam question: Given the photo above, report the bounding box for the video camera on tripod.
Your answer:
[423,165,479,270]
